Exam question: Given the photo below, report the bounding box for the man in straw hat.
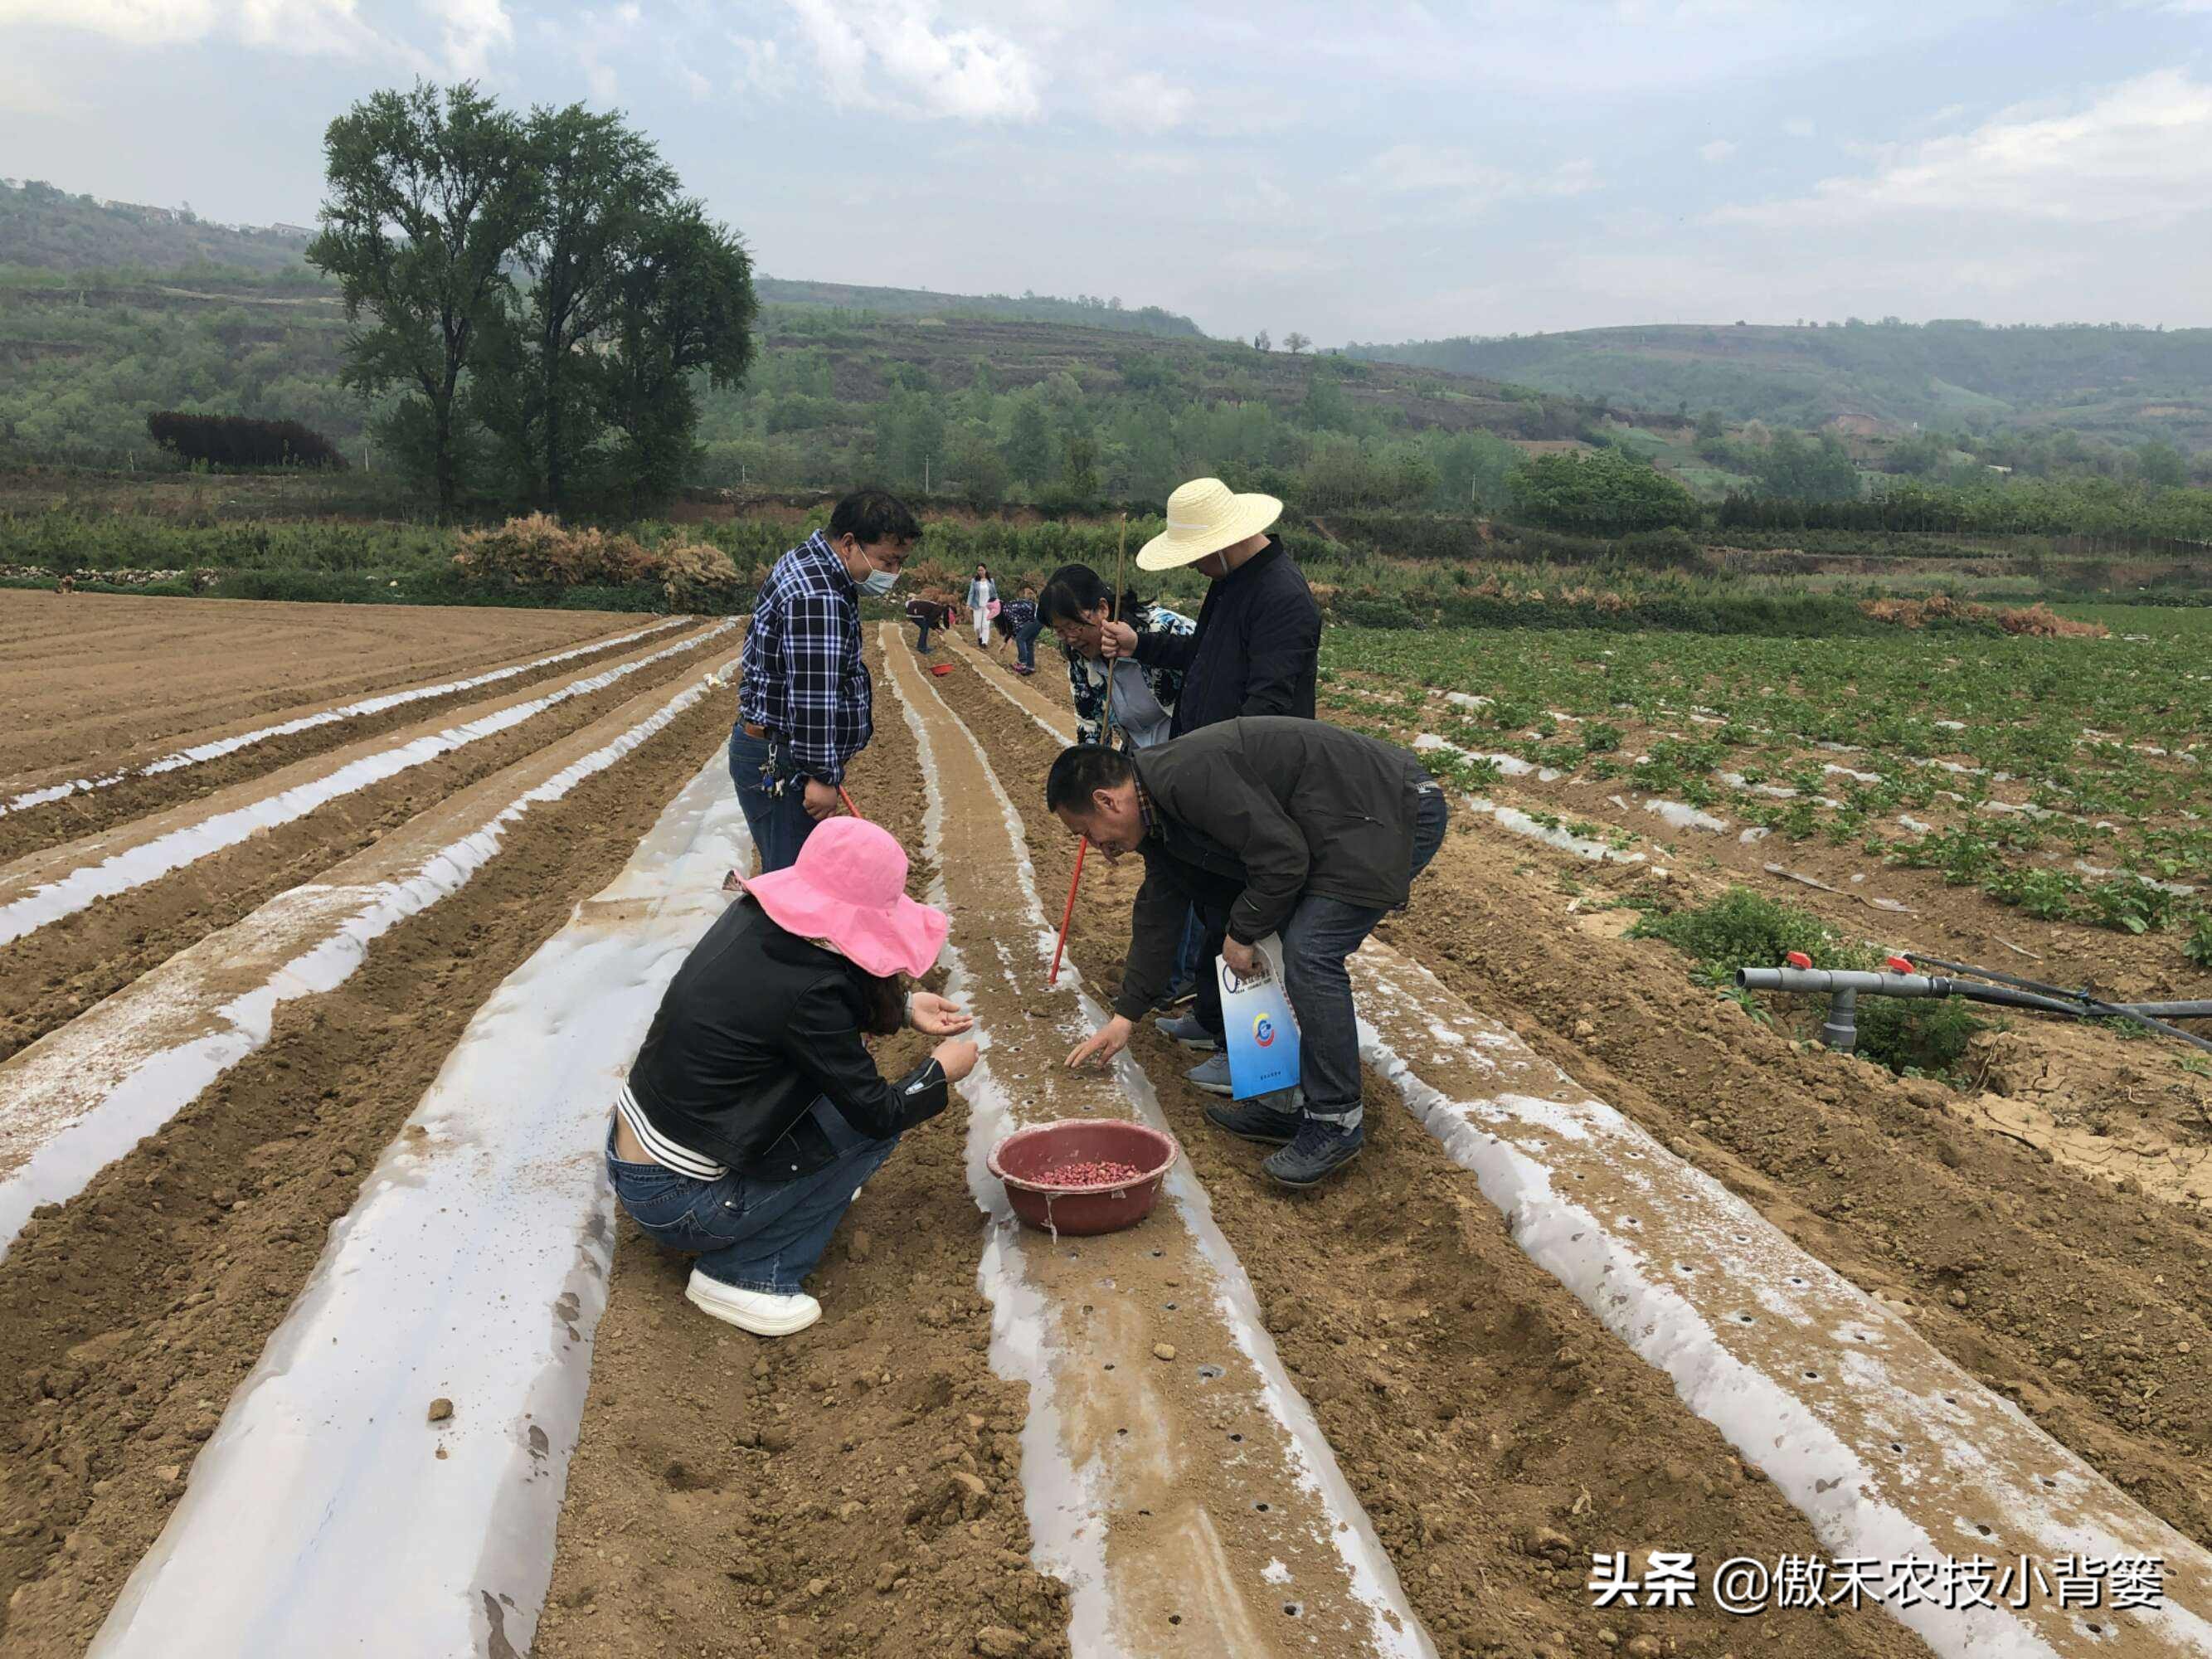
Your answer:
[1096,477,1323,1092]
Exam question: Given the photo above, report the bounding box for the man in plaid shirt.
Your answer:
[735,488,921,872]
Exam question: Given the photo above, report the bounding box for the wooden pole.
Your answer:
[1100,512,1129,743]
[838,785,861,820]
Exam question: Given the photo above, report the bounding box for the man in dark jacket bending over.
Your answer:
[1054,718,1450,1188]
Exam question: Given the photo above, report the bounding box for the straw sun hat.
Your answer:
[1136,477,1283,572]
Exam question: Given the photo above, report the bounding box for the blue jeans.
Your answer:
[605,1097,899,1295]
[729,728,817,875]
[1281,786,1452,1124]
[1014,619,1043,670]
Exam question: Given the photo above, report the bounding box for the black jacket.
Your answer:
[627,896,947,1177]
[1132,538,1320,737]
[1114,718,1437,1019]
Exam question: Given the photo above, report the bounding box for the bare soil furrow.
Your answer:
[0,688,736,1657]
[0,591,642,781]
[0,616,703,862]
[0,629,732,1065]
[537,635,1071,1659]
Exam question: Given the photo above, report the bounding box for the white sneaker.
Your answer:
[685,1269,821,1336]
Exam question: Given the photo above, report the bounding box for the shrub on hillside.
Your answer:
[147,411,347,469]
[453,514,655,589]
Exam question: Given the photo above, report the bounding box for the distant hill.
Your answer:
[1349,321,2212,453]
[756,277,1202,339]
[0,178,315,278]
[0,179,1203,338]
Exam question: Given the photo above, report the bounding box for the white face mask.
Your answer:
[860,566,900,596]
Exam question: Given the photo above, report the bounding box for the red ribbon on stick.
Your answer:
[1047,837,1088,988]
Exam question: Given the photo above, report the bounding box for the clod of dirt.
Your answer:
[758,1425,795,1454]
[333,1153,357,1175]
[847,1228,873,1264]
[975,1627,1026,1658]
[153,1466,182,1485]
[1151,1343,1177,1362]
[426,1397,454,1423]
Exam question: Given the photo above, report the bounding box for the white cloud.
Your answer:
[1361,144,1598,205]
[1699,138,1736,162]
[785,0,1041,121]
[1717,68,2212,227]
[435,0,511,75]
[0,0,382,53]
[730,33,785,94]
[1782,116,1815,138]
[1097,71,1194,134]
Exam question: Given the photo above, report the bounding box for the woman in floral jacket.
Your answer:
[1039,564,1197,749]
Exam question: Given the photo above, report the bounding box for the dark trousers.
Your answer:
[1282,786,1451,1119]
[729,728,817,875]
[605,1099,897,1295]
[1014,619,1043,670]
[913,619,932,652]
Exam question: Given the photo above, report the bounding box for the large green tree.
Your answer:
[477,104,682,508]
[307,82,539,515]
[601,200,757,514]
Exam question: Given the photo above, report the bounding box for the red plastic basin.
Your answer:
[987,1118,1179,1237]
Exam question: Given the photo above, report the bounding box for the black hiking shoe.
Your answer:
[1262,1118,1364,1188]
[1203,1097,1304,1146]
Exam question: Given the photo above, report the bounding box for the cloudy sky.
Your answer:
[2,0,2208,343]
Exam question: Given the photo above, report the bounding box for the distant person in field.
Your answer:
[906,590,953,654]
[736,488,921,873]
[1094,479,1322,1080]
[610,817,975,1335]
[1003,581,1043,675]
[967,564,997,649]
[1052,721,1448,1188]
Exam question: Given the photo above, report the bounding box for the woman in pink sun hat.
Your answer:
[608,816,975,1337]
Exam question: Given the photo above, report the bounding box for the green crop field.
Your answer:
[1321,607,2212,961]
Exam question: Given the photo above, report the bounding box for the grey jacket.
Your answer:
[1114,718,1437,1020]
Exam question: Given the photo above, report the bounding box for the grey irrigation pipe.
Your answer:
[1902,951,2212,1020]
[1735,962,2212,1057]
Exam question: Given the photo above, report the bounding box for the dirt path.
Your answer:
[0,591,641,782]
[0,624,732,1066]
[919,649,1932,1657]
[537,634,1072,1659]
[0,687,737,1655]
